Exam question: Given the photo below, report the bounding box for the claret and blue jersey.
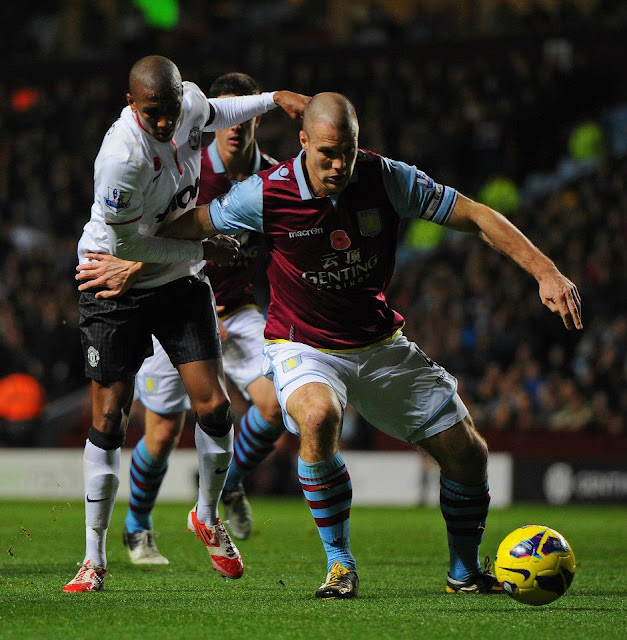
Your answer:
[198,139,276,317]
[209,149,458,351]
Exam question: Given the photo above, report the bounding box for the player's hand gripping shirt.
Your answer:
[209,149,458,351]
[78,82,276,289]
[197,140,277,317]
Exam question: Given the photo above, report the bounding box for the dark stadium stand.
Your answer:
[0,2,625,455]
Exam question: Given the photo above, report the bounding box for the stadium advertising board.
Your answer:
[514,460,627,504]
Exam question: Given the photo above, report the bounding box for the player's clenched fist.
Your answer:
[202,234,240,265]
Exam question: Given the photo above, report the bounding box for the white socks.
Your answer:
[80,426,233,565]
[194,425,233,524]
[83,440,120,568]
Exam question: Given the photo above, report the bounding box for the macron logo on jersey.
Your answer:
[104,187,131,211]
[268,166,290,181]
[288,227,323,239]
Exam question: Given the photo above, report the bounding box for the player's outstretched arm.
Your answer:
[273,91,310,120]
[163,176,263,254]
[207,92,309,132]
[446,193,583,330]
[75,235,237,298]
[160,204,217,241]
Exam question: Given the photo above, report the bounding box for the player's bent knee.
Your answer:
[300,406,341,434]
[88,426,126,450]
[298,406,342,457]
[197,403,234,438]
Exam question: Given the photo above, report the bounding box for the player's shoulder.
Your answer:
[357,148,384,163]
[257,158,300,197]
[182,81,210,121]
[96,129,151,187]
[354,149,385,179]
[99,111,132,147]
[258,155,294,180]
[99,109,143,151]
[358,149,423,181]
[183,81,207,102]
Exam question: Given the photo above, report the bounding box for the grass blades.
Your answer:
[1,500,626,640]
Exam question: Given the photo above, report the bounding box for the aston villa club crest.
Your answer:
[104,187,131,211]
[281,355,302,373]
[188,125,201,150]
[356,208,382,237]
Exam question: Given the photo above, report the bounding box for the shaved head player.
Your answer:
[100,92,582,599]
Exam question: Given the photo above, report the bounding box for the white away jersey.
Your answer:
[78,82,277,289]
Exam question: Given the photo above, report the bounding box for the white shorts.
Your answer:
[262,333,468,444]
[135,306,266,415]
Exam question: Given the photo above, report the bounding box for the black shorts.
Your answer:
[79,275,222,384]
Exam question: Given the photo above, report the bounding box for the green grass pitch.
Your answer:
[1,499,625,640]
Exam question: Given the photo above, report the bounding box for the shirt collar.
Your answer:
[208,139,262,176]
[208,140,226,173]
[293,150,314,200]
[293,149,358,204]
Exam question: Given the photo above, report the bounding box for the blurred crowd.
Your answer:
[388,157,627,436]
[4,1,627,61]
[0,1,625,444]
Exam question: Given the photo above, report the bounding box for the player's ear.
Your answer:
[126,92,135,111]
[299,129,307,150]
